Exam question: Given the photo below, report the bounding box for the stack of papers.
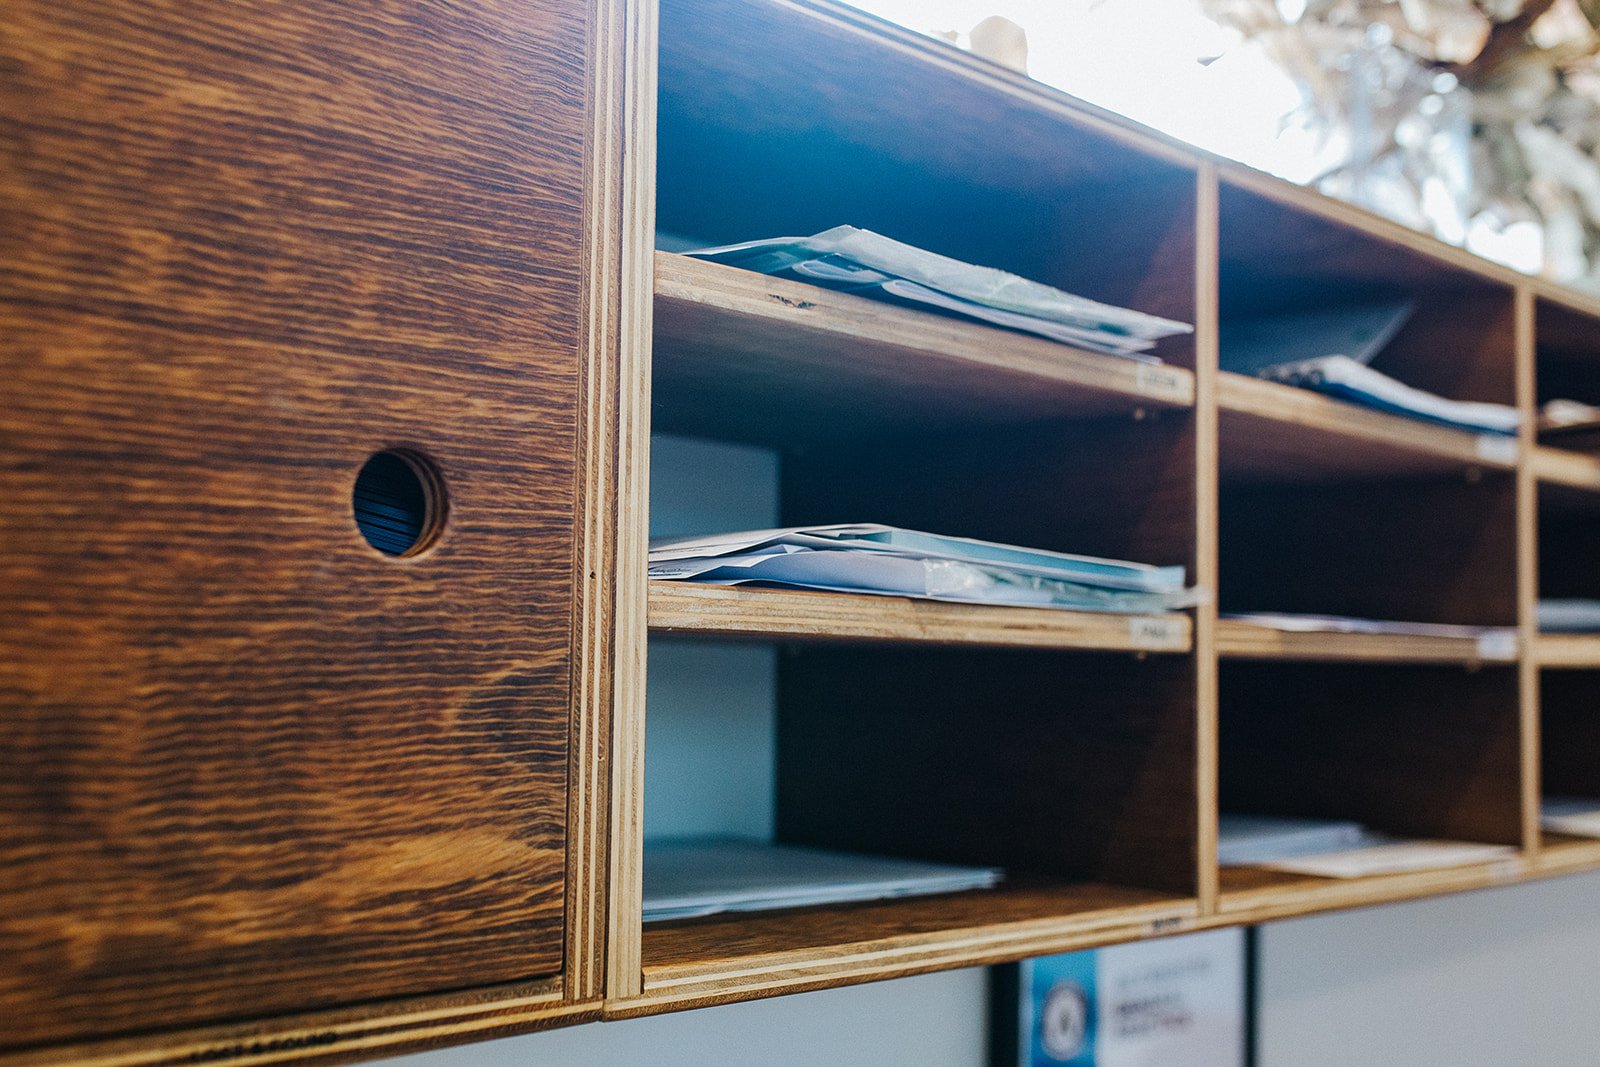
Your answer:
[1217,814,1367,866]
[1256,356,1521,436]
[1221,613,1518,659]
[1542,798,1600,838]
[1539,599,1600,633]
[1540,399,1600,451]
[687,226,1192,360]
[1219,814,1516,878]
[1221,301,1520,436]
[642,838,1002,922]
[650,524,1201,613]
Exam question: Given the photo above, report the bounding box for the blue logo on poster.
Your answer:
[1030,950,1098,1065]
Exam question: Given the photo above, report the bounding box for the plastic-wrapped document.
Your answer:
[1221,613,1518,660]
[1256,355,1521,436]
[1540,399,1600,451]
[1251,838,1516,879]
[649,524,1201,613]
[1220,301,1416,376]
[1542,798,1600,837]
[1217,814,1368,866]
[1218,813,1515,877]
[1539,599,1600,633]
[642,838,1002,922]
[686,226,1192,357]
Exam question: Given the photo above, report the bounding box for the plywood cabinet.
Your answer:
[0,0,619,1057]
[7,0,1600,1063]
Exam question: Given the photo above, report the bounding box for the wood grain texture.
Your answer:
[1532,294,1600,409]
[1219,373,1518,483]
[1535,635,1600,668]
[781,412,1201,577]
[0,0,595,1048]
[1216,619,1517,665]
[1538,671,1600,799]
[647,583,1192,653]
[656,0,1201,331]
[1193,164,1222,913]
[1220,662,1524,845]
[603,0,661,1005]
[1219,475,1518,625]
[0,979,578,1067]
[1216,859,1525,921]
[775,649,1200,894]
[1533,447,1600,501]
[1516,286,1543,856]
[1217,164,1527,309]
[624,879,1193,1014]
[652,253,1194,449]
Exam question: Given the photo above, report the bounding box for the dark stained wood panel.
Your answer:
[0,0,593,1048]
[775,649,1199,895]
[1220,662,1523,845]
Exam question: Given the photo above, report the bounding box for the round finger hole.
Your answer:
[352,449,446,557]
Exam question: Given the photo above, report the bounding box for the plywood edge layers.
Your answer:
[619,898,1196,1016]
[647,584,1192,652]
[1218,373,1518,479]
[653,253,1196,416]
[1193,163,1223,914]
[0,982,576,1067]
[603,0,660,1005]
[1216,621,1517,665]
[1515,286,1543,859]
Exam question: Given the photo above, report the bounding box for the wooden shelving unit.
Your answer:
[606,0,1600,1038]
[11,0,1600,1062]
[650,584,1191,653]
[1219,372,1517,483]
[626,880,1193,1016]
[1217,618,1515,665]
[653,253,1194,446]
[1535,635,1600,669]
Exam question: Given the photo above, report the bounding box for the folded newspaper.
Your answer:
[686,226,1192,359]
[1257,355,1521,436]
[649,524,1200,612]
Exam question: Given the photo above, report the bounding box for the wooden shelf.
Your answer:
[1535,447,1600,512]
[648,583,1191,654]
[1218,372,1516,482]
[1216,859,1524,923]
[652,253,1194,446]
[1535,634,1600,669]
[1216,619,1515,665]
[1538,833,1600,875]
[620,879,1194,1015]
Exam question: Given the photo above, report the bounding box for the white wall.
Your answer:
[390,968,989,1067]
[1257,867,1600,1067]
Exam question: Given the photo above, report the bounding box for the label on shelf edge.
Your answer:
[1135,363,1186,399]
[1145,913,1190,936]
[1129,616,1184,648]
[1475,434,1518,464]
